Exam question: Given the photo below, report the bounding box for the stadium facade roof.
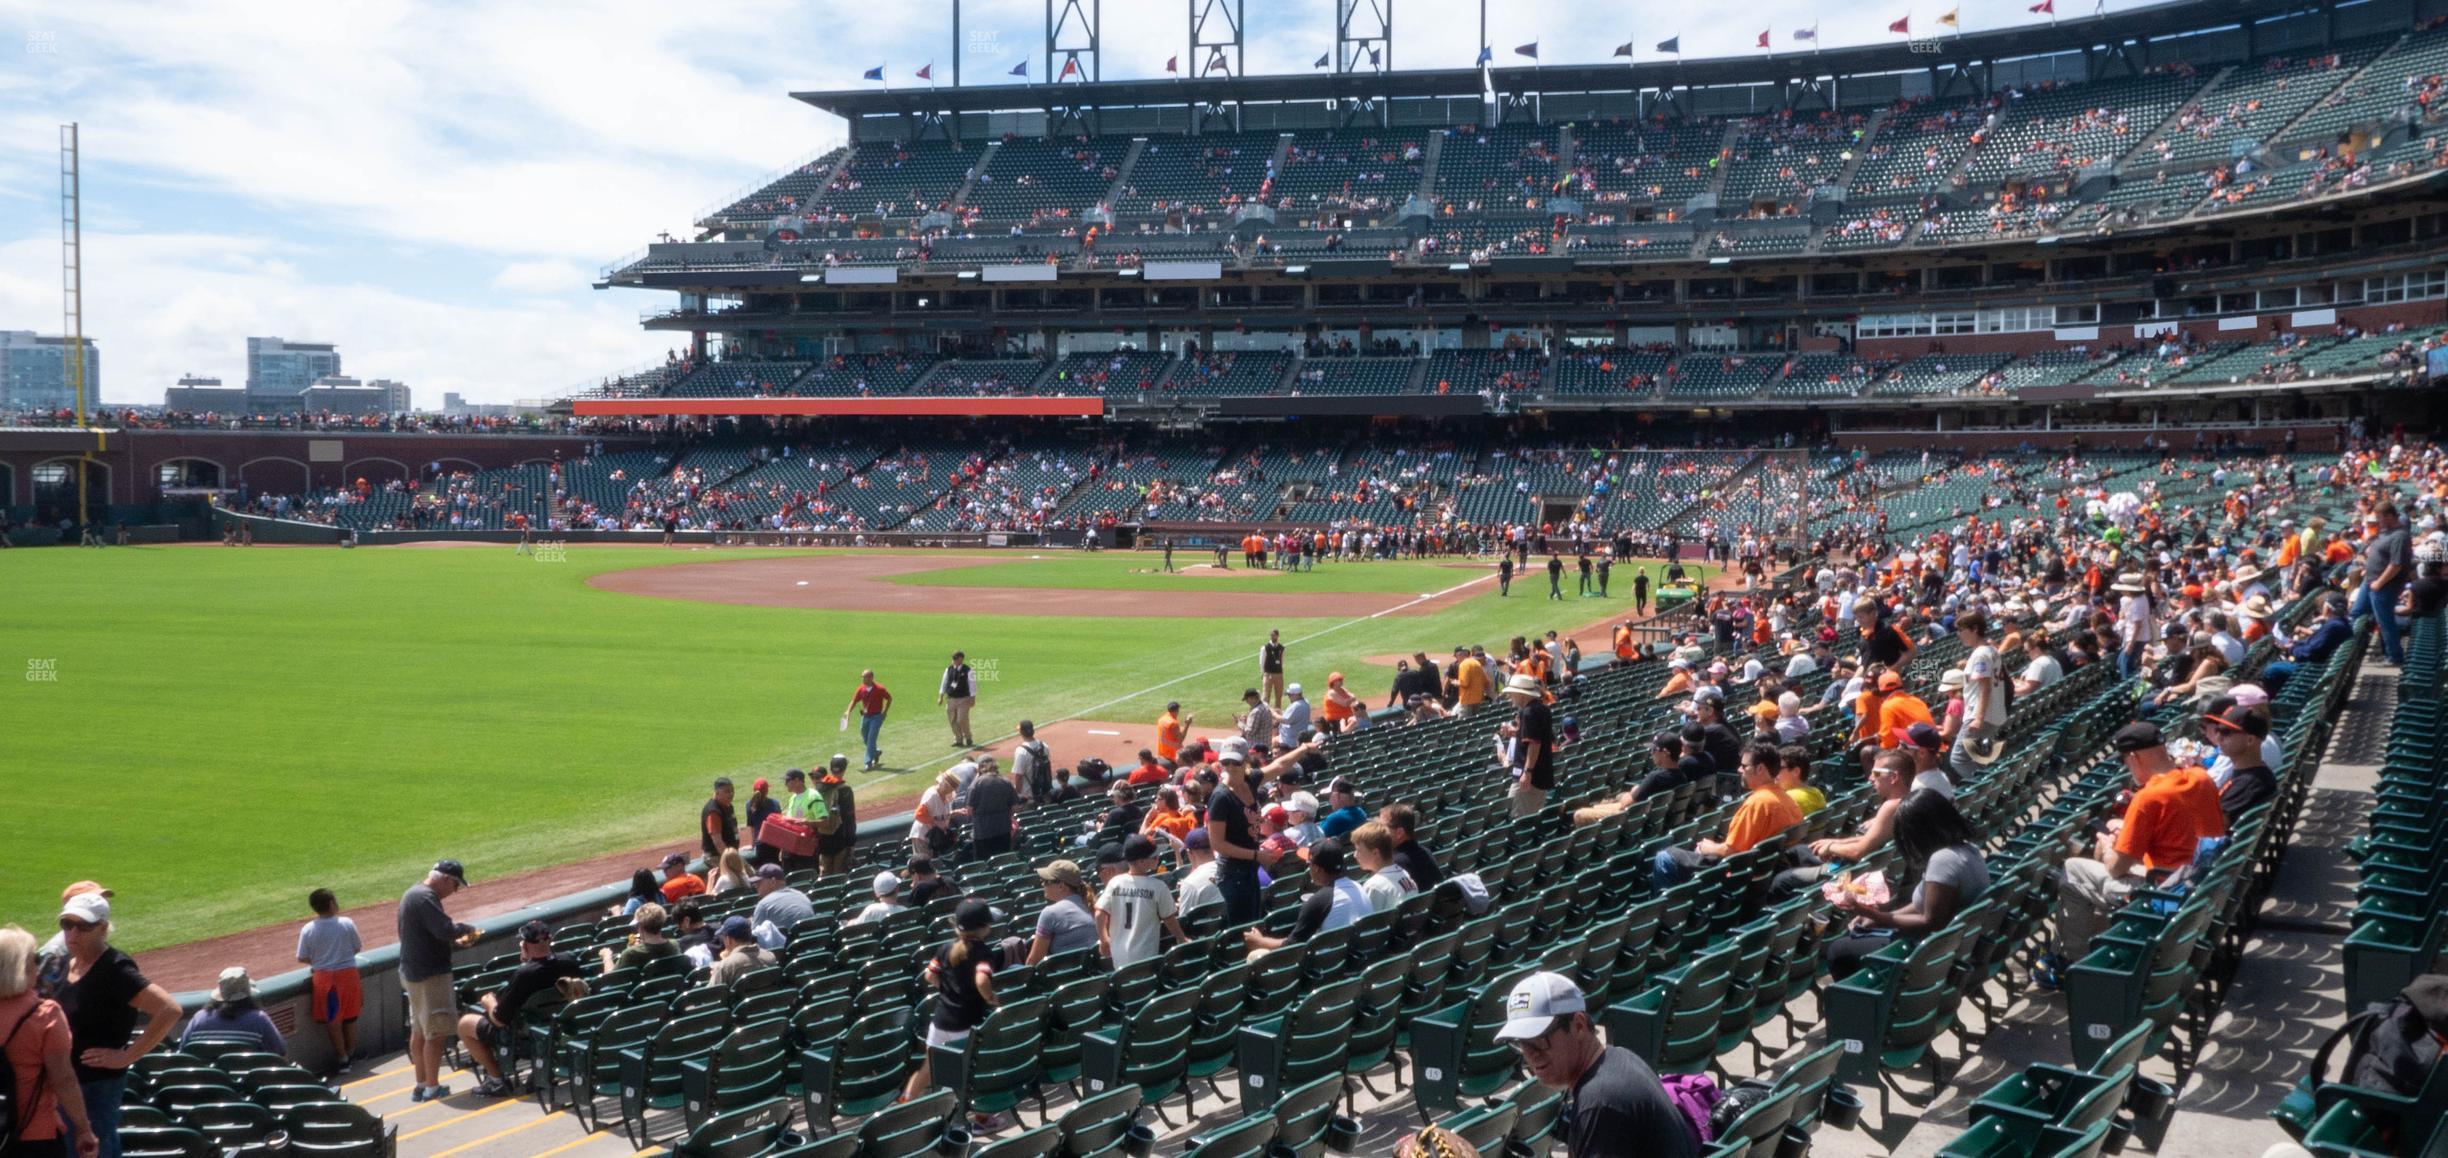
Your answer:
[792,0,2336,121]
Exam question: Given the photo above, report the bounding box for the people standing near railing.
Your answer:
[396,860,478,1105]
[295,889,363,1076]
[1,924,100,1158]
[49,894,178,1158]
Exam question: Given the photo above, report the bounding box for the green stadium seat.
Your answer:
[670,1096,793,1158]
[680,1015,793,1133]
[928,993,1052,1123]
[800,1005,914,1130]
[859,1088,959,1158]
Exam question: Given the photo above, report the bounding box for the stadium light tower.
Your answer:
[1046,0,1100,134]
[1046,0,1099,84]
[1190,0,1244,78]
[1337,0,1392,74]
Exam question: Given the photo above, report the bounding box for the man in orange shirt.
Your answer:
[1651,741,1803,890]
[1853,670,1934,769]
[2039,721,2224,989]
[658,853,707,904]
[1612,621,1638,668]
[1155,701,1193,763]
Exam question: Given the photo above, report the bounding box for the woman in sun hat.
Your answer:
[1501,673,1557,818]
[2110,570,2156,678]
[2237,593,2276,642]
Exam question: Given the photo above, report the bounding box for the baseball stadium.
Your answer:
[6,0,2448,1154]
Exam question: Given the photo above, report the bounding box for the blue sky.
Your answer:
[0,0,2102,405]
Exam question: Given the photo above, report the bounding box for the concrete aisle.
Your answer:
[2152,665,2389,1158]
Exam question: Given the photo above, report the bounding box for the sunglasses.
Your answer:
[59,918,96,933]
[1508,1022,1568,1060]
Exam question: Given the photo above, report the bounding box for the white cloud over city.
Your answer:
[0,0,2087,404]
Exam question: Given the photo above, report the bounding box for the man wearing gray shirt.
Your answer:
[747,864,816,940]
[397,860,476,1103]
[2362,505,2412,665]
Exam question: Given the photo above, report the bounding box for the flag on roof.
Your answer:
[1757,30,1770,47]
[1612,41,1635,57]
[1165,54,1178,73]
[1889,15,1911,33]
[1314,51,1330,68]
[1059,57,1080,79]
[1794,25,1819,40]
[1656,35,1681,53]
[1515,42,1538,59]
[1368,46,1381,65]
[916,62,932,80]
[1008,60,1028,77]
[1479,45,1496,64]
[2029,0,2054,11]
[862,65,884,81]
[1937,8,1960,26]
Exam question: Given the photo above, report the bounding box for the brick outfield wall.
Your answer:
[0,430,636,507]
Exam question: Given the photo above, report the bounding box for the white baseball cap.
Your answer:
[1492,971,1588,1042]
[61,893,109,925]
[871,871,901,898]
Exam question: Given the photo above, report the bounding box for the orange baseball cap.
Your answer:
[1877,671,1905,692]
[62,880,112,901]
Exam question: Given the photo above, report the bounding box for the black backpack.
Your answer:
[1019,741,1052,799]
[0,1002,37,1149]
[2278,982,2445,1139]
[2340,992,2442,1100]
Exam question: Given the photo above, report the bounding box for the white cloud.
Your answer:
[491,259,594,297]
[0,230,667,407]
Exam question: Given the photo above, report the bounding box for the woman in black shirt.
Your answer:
[904,899,1004,1109]
[1206,750,1268,923]
[51,895,181,1158]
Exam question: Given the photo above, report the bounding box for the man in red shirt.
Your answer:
[1126,748,1171,788]
[2039,721,2223,989]
[841,670,893,771]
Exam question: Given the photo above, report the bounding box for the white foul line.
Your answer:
[850,568,1500,788]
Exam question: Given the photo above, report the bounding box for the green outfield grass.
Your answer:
[0,545,1702,952]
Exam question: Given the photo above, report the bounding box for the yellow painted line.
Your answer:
[526,1131,616,1158]
[359,1083,423,1107]
[342,1068,416,1092]
[400,1097,523,1141]
[429,1110,566,1158]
